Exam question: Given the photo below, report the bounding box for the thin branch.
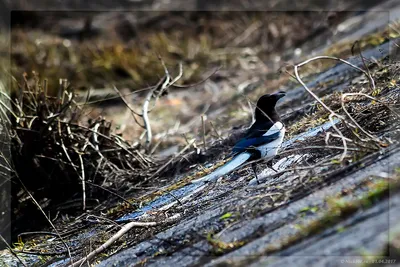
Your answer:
[77,85,154,106]
[70,221,157,267]
[112,86,145,128]
[329,113,348,161]
[292,55,381,162]
[343,92,400,118]
[60,139,86,211]
[18,231,59,239]
[142,60,184,147]
[78,154,86,211]
[142,71,171,147]
[201,114,207,151]
[59,121,136,158]
[209,121,222,141]
[142,89,156,147]
[293,55,376,117]
[172,66,221,88]
[352,40,374,91]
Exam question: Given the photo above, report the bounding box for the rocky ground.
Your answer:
[1,1,400,267]
[97,47,400,267]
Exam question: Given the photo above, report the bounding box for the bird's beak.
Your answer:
[275,91,286,100]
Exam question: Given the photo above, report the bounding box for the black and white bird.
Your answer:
[192,91,286,183]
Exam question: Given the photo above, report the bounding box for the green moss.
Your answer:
[220,212,234,220]
[286,114,329,138]
[258,175,400,257]
[206,232,245,256]
[299,206,319,214]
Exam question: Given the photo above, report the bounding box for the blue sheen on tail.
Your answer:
[191,152,251,183]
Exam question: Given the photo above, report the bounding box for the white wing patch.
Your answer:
[258,121,285,158]
[262,121,284,137]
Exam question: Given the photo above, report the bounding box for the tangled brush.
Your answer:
[1,73,155,216]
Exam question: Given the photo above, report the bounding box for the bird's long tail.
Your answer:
[191,152,251,183]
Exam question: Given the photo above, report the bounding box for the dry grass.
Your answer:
[0,72,160,243]
[9,11,327,94]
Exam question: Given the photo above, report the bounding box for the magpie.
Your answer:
[191,91,286,183]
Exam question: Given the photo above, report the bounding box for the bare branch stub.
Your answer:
[142,60,183,149]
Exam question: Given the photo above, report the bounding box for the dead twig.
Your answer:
[293,55,375,114]
[60,138,86,211]
[292,55,379,161]
[70,221,157,267]
[352,40,374,91]
[112,85,145,128]
[343,92,400,118]
[78,154,86,211]
[201,114,207,151]
[142,60,171,147]
[328,113,348,161]
[142,60,184,149]
[209,121,222,141]
[172,66,221,88]
[77,85,154,106]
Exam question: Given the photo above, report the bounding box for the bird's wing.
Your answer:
[232,121,284,153]
[243,120,274,139]
[232,132,280,153]
[192,123,284,184]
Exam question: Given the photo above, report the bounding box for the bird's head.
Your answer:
[256,91,286,106]
[255,91,286,122]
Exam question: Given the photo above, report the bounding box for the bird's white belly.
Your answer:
[258,123,285,159]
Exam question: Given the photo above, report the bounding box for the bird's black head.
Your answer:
[255,91,286,122]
